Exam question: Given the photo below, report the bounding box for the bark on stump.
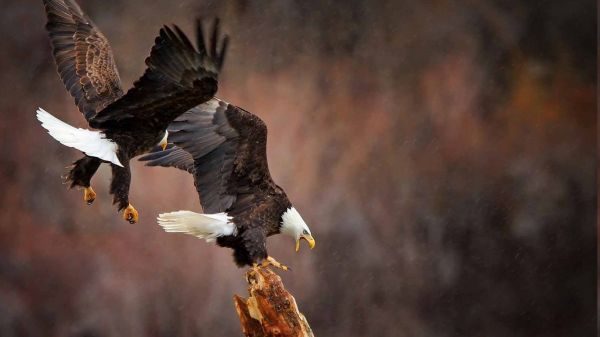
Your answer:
[234,267,314,337]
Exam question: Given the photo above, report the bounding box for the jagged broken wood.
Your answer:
[234,267,314,337]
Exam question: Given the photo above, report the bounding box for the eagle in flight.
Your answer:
[36,0,228,223]
[140,99,316,270]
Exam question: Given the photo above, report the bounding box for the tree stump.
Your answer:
[234,267,314,337]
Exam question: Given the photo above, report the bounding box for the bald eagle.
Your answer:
[139,99,315,269]
[36,0,228,223]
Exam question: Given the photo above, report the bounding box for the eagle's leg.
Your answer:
[64,155,101,205]
[261,256,290,271]
[110,162,138,224]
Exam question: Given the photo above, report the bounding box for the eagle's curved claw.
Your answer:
[83,187,96,205]
[261,256,290,271]
[123,204,139,224]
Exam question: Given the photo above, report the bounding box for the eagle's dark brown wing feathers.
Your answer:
[139,100,273,214]
[43,0,123,120]
[193,142,238,212]
[140,144,195,173]
[141,100,238,213]
[168,106,229,157]
[89,19,228,131]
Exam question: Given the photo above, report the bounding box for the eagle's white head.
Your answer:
[280,207,315,252]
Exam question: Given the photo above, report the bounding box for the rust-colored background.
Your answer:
[0,1,595,336]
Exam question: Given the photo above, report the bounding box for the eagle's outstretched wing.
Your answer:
[43,0,124,120]
[139,99,275,214]
[89,19,229,132]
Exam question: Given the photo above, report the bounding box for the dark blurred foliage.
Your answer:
[0,0,595,336]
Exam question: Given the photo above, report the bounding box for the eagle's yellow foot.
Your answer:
[83,187,96,205]
[123,204,139,224]
[261,256,290,271]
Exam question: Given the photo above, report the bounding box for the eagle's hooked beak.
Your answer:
[159,131,169,151]
[295,234,316,252]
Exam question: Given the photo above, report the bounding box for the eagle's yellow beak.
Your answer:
[159,131,169,151]
[295,234,316,252]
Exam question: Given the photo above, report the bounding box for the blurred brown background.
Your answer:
[0,0,596,336]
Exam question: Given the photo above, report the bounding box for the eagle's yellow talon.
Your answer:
[262,256,290,271]
[123,204,138,224]
[83,187,96,205]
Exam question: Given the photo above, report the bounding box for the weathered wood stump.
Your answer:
[234,267,314,337]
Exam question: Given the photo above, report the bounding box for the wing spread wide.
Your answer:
[89,19,229,131]
[43,0,124,120]
[139,99,273,213]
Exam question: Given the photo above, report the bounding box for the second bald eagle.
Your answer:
[140,98,315,269]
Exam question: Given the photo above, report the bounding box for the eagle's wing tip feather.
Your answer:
[36,107,51,122]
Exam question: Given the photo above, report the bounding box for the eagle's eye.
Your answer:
[302,229,309,235]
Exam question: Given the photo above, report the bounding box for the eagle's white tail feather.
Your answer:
[157,210,236,242]
[36,107,123,167]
